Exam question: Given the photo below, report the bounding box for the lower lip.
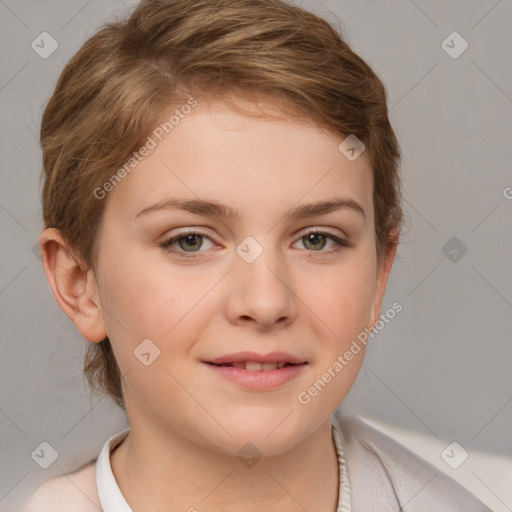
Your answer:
[204,363,307,390]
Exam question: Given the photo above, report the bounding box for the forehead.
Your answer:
[105,98,374,224]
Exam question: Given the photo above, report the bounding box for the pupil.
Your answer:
[180,234,201,251]
[306,233,325,250]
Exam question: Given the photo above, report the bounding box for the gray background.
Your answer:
[1,0,511,510]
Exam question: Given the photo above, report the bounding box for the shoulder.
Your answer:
[20,460,99,512]
[332,411,492,511]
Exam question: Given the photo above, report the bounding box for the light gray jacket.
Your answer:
[332,411,492,511]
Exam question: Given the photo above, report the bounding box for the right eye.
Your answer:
[159,230,216,259]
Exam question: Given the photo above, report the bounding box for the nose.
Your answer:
[224,240,297,330]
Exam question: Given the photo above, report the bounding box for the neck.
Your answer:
[110,416,340,512]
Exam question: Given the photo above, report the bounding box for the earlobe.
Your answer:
[39,228,107,343]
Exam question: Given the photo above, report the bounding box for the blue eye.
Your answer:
[159,229,350,260]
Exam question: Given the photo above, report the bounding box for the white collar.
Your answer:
[95,425,350,511]
[95,428,133,512]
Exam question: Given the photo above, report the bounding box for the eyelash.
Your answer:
[158,228,350,260]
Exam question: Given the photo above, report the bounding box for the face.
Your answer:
[89,98,393,456]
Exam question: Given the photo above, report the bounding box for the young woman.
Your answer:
[23,0,490,510]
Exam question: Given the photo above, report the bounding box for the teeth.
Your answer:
[216,361,292,371]
[245,361,265,371]
[236,361,287,371]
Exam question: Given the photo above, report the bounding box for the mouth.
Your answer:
[206,361,303,371]
[203,352,308,390]
[204,351,308,369]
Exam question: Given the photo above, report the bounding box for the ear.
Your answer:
[369,230,399,328]
[39,228,107,343]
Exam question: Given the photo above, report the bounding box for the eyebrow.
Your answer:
[135,197,366,220]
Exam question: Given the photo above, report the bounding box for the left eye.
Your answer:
[294,230,348,253]
[159,229,349,259]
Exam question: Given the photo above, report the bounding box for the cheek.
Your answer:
[295,260,375,412]
[95,253,200,368]
[96,262,202,403]
[305,256,376,338]
[99,250,199,328]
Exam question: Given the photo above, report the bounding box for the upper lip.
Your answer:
[205,351,307,365]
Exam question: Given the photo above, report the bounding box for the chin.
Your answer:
[203,411,310,457]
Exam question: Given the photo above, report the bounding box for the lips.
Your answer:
[204,351,308,390]
[204,351,308,372]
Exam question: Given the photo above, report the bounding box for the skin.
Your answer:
[40,97,397,512]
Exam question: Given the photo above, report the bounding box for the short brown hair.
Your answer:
[40,0,403,409]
